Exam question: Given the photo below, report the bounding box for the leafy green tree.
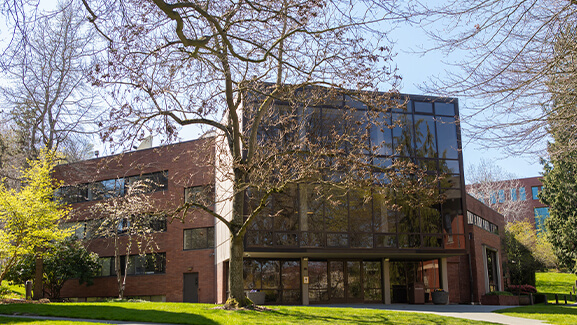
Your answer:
[507,221,557,270]
[504,224,540,287]
[6,238,100,300]
[540,157,577,274]
[0,149,70,284]
[540,25,577,275]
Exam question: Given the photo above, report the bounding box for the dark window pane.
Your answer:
[282,261,300,290]
[421,206,442,234]
[327,233,348,247]
[349,190,372,232]
[398,207,420,233]
[414,115,437,158]
[330,261,345,299]
[350,233,373,248]
[370,112,393,156]
[439,159,460,174]
[435,102,455,116]
[324,188,348,232]
[300,232,324,247]
[436,116,459,159]
[392,113,413,157]
[375,234,397,248]
[423,236,443,248]
[373,193,397,233]
[275,232,298,246]
[308,261,328,302]
[183,227,214,250]
[347,261,362,299]
[274,185,298,231]
[398,234,421,248]
[243,259,261,290]
[414,101,433,113]
[261,261,280,289]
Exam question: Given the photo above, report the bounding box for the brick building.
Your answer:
[466,177,549,231]
[54,138,217,302]
[54,93,507,305]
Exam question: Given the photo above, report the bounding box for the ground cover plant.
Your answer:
[535,272,577,302]
[0,301,494,325]
[0,283,24,299]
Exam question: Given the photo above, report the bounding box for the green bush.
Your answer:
[0,284,11,297]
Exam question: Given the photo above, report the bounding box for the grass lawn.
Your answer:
[536,272,577,302]
[497,304,577,325]
[0,315,108,325]
[1,283,25,300]
[0,302,494,325]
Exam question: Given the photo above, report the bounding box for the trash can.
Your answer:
[409,282,425,304]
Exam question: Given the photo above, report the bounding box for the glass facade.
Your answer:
[245,95,465,252]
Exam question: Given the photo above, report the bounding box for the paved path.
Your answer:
[315,304,552,325]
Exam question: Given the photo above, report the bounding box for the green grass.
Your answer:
[1,283,25,300]
[498,304,577,325]
[536,271,577,302]
[0,316,108,325]
[0,302,494,325]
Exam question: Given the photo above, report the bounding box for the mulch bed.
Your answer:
[0,298,50,304]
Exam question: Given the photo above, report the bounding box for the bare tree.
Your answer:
[89,180,165,299]
[80,0,448,307]
[0,0,99,162]
[466,158,527,223]
[402,0,577,156]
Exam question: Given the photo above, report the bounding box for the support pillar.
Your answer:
[301,257,309,305]
[383,259,391,304]
[441,257,449,303]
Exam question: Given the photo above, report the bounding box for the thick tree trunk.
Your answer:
[228,235,247,306]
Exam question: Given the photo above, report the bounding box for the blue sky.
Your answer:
[389,23,544,181]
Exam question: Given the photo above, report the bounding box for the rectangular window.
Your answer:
[184,185,215,209]
[534,207,550,233]
[97,253,166,277]
[184,227,215,250]
[126,171,168,193]
[490,192,497,204]
[519,187,526,201]
[498,190,504,203]
[510,188,517,201]
[531,186,540,200]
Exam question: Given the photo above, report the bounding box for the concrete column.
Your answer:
[383,259,391,304]
[301,257,309,305]
[441,258,449,292]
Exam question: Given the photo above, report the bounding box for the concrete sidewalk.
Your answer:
[0,314,175,325]
[315,304,552,325]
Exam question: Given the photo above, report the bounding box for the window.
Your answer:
[126,171,168,193]
[510,188,517,201]
[184,227,215,250]
[534,207,550,232]
[519,187,526,201]
[184,185,215,208]
[531,186,541,200]
[498,189,504,203]
[490,192,497,204]
[97,253,166,276]
[485,248,499,292]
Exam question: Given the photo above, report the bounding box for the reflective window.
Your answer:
[434,102,455,116]
[498,189,505,203]
[414,101,433,113]
[414,115,437,158]
[183,227,215,250]
[534,207,550,232]
[519,187,527,201]
[531,186,540,200]
[435,116,459,159]
[511,188,518,201]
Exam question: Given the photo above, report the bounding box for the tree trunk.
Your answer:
[228,235,247,306]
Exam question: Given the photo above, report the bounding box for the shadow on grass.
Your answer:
[540,292,577,303]
[496,304,577,316]
[0,303,218,325]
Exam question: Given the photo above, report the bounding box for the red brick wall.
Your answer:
[56,138,217,302]
[465,194,507,304]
